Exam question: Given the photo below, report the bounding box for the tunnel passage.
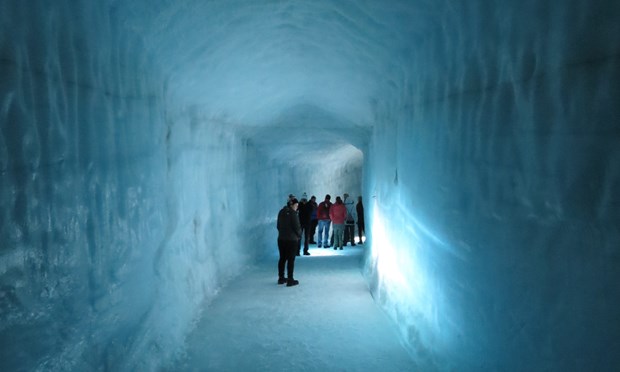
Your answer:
[1,0,619,371]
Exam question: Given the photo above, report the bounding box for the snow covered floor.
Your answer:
[167,245,416,371]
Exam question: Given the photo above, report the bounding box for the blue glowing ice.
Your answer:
[1,0,618,371]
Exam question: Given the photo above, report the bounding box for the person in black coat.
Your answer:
[297,196,312,256]
[277,198,301,286]
[308,195,318,244]
[356,196,365,244]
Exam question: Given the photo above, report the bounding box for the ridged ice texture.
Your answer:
[1,0,619,371]
[0,1,253,370]
[364,1,620,370]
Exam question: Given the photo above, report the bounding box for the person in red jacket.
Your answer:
[329,196,347,250]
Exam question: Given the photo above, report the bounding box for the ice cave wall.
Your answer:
[0,2,254,370]
[363,1,620,370]
[0,1,364,369]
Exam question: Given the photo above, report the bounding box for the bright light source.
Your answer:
[305,246,362,257]
[366,197,451,350]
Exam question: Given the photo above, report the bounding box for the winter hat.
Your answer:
[301,192,308,201]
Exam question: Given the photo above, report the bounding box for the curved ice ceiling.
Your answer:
[114,0,427,131]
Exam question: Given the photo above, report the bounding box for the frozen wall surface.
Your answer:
[1,0,619,371]
[363,1,620,370]
[0,2,256,370]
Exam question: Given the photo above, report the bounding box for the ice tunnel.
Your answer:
[1,0,619,370]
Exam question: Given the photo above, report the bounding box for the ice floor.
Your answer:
[165,245,416,372]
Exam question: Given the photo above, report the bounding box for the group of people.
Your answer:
[276,192,365,287]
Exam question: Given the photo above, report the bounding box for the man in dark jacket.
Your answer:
[297,195,312,256]
[277,198,301,286]
[308,195,318,244]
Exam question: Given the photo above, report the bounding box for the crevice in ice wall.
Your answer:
[364,1,620,370]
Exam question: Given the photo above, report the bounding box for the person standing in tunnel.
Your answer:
[329,196,347,250]
[308,195,318,244]
[277,198,301,286]
[343,193,357,247]
[356,196,365,244]
[316,194,332,248]
[297,193,312,256]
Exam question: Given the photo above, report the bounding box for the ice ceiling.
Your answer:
[113,0,421,163]
[123,1,405,119]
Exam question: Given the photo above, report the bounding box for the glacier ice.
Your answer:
[1,0,619,371]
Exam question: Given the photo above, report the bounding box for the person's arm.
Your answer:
[291,211,302,238]
[277,209,282,231]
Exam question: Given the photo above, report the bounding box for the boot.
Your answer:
[286,279,299,287]
[277,277,287,285]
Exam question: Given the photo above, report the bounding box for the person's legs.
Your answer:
[350,225,356,245]
[328,222,334,247]
[298,224,308,255]
[285,240,299,286]
[277,239,287,283]
[326,221,332,247]
[317,220,325,247]
[310,219,318,243]
[344,224,355,246]
[319,220,331,247]
[332,225,340,249]
[303,223,310,254]
[358,222,365,243]
[286,240,296,279]
[357,222,362,243]
[334,225,339,249]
